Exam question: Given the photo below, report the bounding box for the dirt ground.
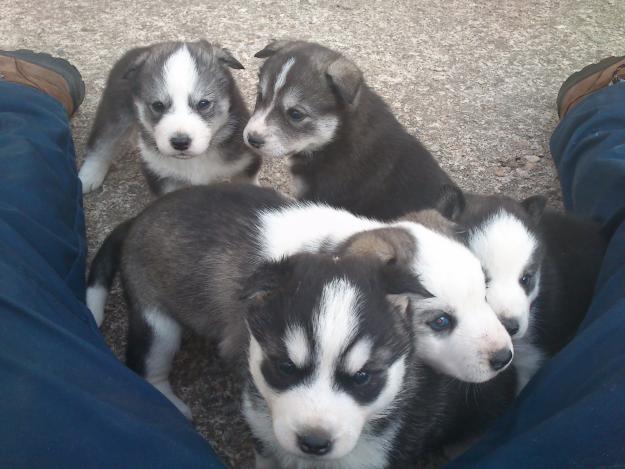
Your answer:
[2,0,624,466]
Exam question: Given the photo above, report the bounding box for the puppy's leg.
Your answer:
[79,96,134,193]
[126,304,192,419]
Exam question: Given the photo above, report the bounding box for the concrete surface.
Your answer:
[2,0,624,466]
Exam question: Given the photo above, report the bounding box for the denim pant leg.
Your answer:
[0,82,224,469]
[448,82,625,468]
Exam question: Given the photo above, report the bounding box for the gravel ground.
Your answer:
[2,0,624,466]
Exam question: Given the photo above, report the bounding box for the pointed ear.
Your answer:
[387,294,411,317]
[240,258,293,305]
[521,195,547,224]
[339,227,416,268]
[122,48,150,80]
[254,40,293,58]
[436,184,465,221]
[326,56,363,105]
[216,47,245,70]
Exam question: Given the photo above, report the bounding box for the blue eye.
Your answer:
[520,273,532,286]
[352,370,370,386]
[151,101,165,113]
[287,108,306,121]
[428,313,453,332]
[197,99,212,111]
[278,360,297,376]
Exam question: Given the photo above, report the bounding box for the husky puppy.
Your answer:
[243,40,457,220]
[86,184,512,419]
[78,40,260,195]
[437,187,607,391]
[242,254,517,469]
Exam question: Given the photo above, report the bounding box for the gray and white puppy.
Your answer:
[79,40,260,195]
[243,40,457,220]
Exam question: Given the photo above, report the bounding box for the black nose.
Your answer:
[489,348,513,371]
[297,430,333,456]
[170,134,191,151]
[501,318,520,336]
[247,132,265,149]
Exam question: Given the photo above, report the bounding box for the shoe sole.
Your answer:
[557,56,625,116]
[0,50,85,111]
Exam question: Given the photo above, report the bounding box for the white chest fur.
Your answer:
[138,138,250,186]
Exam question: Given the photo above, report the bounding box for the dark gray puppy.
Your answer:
[243,40,457,220]
[79,40,260,195]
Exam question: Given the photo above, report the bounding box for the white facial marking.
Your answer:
[469,211,540,338]
[396,222,514,383]
[344,338,373,375]
[153,46,214,157]
[248,279,407,462]
[284,326,310,368]
[244,58,296,150]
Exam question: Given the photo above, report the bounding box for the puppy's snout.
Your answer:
[297,429,333,456]
[170,134,191,151]
[500,317,520,336]
[247,132,265,149]
[489,348,513,371]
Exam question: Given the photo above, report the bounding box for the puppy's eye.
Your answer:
[286,108,306,121]
[197,99,212,111]
[520,273,533,286]
[151,101,165,113]
[277,360,297,376]
[351,369,371,386]
[427,313,454,332]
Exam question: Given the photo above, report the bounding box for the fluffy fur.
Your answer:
[244,40,457,220]
[79,40,259,195]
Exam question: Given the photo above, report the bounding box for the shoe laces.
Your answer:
[612,63,625,84]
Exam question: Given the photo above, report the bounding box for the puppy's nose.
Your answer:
[297,430,333,456]
[489,348,513,371]
[170,134,191,151]
[501,318,520,336]
[247,132,265,149]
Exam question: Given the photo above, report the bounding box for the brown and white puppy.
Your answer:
[79,40,260,195]
[243,40,457,220]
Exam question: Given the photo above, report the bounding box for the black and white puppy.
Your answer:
[243,40,457,220]
[438,187,607,392]
[86,184,512,420]
[243,254,517,469]
[79,40,260,195]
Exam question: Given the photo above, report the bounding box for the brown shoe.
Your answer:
[0,50,85,116]
[557,56,625,118]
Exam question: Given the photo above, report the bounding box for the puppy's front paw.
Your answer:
[78,158,109,193]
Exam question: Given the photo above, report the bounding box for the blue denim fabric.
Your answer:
[0,82,224,469]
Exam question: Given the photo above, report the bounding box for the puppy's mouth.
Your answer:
[168,152,199,160]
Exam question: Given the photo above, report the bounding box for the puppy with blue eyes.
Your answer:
[437,186,607,392]
[243,40,458,220]
[79,40,260,195]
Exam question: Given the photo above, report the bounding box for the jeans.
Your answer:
[0,82,224,469]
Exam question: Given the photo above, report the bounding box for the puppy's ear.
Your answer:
[326,56,363,105]
[521,195,547,225]
[382,264,431,319]
[240,258,293,305]
[254,40,292,58]
[436,184,466,221]
[122,48,151,80]
[216,47,245,70]
[339,227,416,268]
